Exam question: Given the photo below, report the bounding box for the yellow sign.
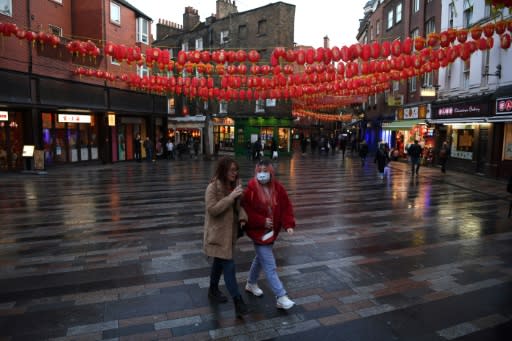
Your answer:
[108,113,116,126]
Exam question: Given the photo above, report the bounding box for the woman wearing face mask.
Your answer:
[241,159,296,310]
[203,157,249,317]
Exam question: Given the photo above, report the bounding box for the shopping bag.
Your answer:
[272,151,278,159]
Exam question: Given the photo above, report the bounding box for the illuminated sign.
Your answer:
[496,97,512,115]
[108,113,116,126]
[58,114,91,123]
[0,111,7,121]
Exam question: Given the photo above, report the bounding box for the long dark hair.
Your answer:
[212,156,239,190]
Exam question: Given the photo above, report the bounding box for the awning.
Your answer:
[382,119,425,130]
[487,115,512,122]
[427,117,488,124]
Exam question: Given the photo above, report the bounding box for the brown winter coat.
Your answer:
[203,179,247,260]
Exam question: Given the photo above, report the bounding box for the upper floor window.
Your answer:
[481,49,490,87]
[411,28,419,51]
[50,0,62,4]
[409,76,417,93]
[219,101,228,114]
[448,2,455,28]
[425,18,435,35]
[195,38,203,50]
[423,71,433,87]
[220,30,229,45]
[168,98,175,114]
[484,2,491,17]
[136,17,149,44]
[48,24,62,37]
[110,1,121,25]
[369,25,373,40]
[462,59,470,89]
[463,4,473,29]
[266,99,276,107]
[181,42,189,52]
[393,80,399,92]
[387,10,393,29]
[110,56,121,65]
[0,0,12,16]
[413,0,420,13]
[255,99,265,112]
[258,20,267,35]
[395,3,402,23]
[376,20,380,36]
[137,64,149,77]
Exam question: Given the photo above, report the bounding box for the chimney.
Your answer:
[216,0,238,20]
[323,35,330,49]
[183,6,200,32]
[156,19,183,40]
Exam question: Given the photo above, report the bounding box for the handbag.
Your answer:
[237,222,245,239]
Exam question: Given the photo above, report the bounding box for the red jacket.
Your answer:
[241,178,295,244]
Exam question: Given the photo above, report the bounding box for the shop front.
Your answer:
[234,117,293,157]
[382,104,430,158]
[0,111,23,171]
[168,115,205,156]
[212,117,235,155]
[41,112,99,165]
[430,97,491,175]
[488,94,512,177]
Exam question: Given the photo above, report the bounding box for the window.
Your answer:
[48,24,62,37]
[413,0,419,13]
[425,18,435,35]
[445,64,452,88]
[220,30,229,44]
[266,99,276,107]
[484,2,491,17]
[181,42,189,52]
[409,76,416,92]
[110,56,121,65]
[463,5,473,28]
[239,25,247,40]
[387,10,393,29]
[219,101,228,114]
[396,3,402,23]
[258,20,267,35]
[255,99,265,112]
[376,20,380,36]
[393,80,399,92]
[463,59,470,89]
[411,28,419,51]
[369,25,373,41]
[481,49,490,86]
[51,0,62,3]
[0,0,12,16]
[110,1,121,25]
[137,64,149,77]
[195,38,203,50]
[136,17,149,44]
[423,71,433,87]
[448,2,455,28]
[168,98,175,114]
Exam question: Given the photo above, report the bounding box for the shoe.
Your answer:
[208,287,228,303]
[245,282,263,297]
[276,295,295,310]
[234,295,249,317]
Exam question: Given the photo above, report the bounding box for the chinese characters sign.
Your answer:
[58,114,91,123]
[496,97,512,115]
[433,103,488,119]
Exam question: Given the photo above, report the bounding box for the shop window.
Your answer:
[260,127,274,149]
[110,1,121,25]
[168,98,175,114]
[0,0,12,16]
[451,127,474,160]
[278,128,290,151]
[503,123,512,160]
[136,17,149,44]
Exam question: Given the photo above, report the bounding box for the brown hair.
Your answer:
[212,156,239,190]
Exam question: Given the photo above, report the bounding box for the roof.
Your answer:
[117,0,152,21]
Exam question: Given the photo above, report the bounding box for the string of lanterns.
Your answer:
[1,19,512,113]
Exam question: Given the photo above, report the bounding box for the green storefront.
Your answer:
[234,117,294,157]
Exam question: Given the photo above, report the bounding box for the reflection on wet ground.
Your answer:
[0,152,511,340]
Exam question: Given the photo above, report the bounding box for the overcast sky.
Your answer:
[127,0,368,49]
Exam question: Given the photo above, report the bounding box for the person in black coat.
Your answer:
[374,143,390,179]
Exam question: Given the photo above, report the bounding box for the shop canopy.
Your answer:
[382,119,426,130]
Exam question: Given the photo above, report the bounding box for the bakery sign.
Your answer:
[433,102,488,119]
[496,97,512,115]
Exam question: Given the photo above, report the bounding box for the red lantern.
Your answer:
[439,31,451,48]
[15,29,26,40]
[496,21,507,35]
[200,50,211,63]
[361,44,371,61]
[414,36,426,51]
[349,44,362,59]
[470,26,483,40]
[391,40,402,57]
[177,50,187,65]
[248,49,260,63]
[457,29,469,43]
[501,33,511,49]
[483,23,495,38]
[305,48,315,64]
[236,49,247,63]
[447,28,457,43]
[331,46,341,61]
[380,41,391,57]
[427,33,440,47]
[401,37,413,55]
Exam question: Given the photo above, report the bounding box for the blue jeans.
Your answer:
[210,257,240,298]
[248,244,286,298]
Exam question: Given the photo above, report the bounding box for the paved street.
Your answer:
[0,152,511,341]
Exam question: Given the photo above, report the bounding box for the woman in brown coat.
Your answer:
[203,157,249,317]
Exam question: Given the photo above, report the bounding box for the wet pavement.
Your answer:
[0,152,511,341]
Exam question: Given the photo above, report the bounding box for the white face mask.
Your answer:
[256,172,271,184]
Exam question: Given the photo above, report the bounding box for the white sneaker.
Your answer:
[276,295,295,310]
[245,282,263,297]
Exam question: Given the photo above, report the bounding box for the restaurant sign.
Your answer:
[496,97,512,115]
[433,102,488,119]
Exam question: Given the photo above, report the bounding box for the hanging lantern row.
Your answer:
[0,22,61,47]
[293,109,345,122]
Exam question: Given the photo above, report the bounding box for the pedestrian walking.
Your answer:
[339,138,346,159]
[439,141,450,173]
[271,138,278,160]
[203,157,249,317]
[133,133,142,162]
[143,137,153,162]
[241,159,296,310]
[374,143,390,179]
[359,139,369,166]
[407,140,423,175]
[253,138,262,161]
